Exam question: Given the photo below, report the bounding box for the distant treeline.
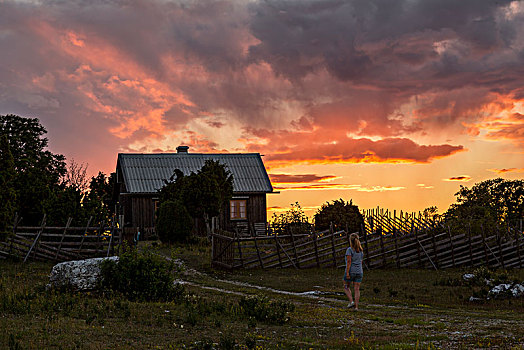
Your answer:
[0,114,114,232]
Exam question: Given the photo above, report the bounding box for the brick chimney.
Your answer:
[176,145,189,153]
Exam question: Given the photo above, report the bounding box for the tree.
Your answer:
[0,135,16,233]
[156,200,193,243]
[63,159,89,194]
[82,172,116,223]
[313,199,364,233]
[44,185,84,226]
[444,178,524,228]
[158,160,233,236]
[0,114,66,225]
[422,206,440,221]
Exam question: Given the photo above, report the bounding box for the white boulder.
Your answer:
[48,256,119,291]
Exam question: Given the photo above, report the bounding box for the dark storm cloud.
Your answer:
[247,0,520,89]
[0,0,522,170]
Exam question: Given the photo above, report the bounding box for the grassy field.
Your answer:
[1,241,523,349]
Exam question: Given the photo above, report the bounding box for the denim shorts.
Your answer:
[344,273,363,283]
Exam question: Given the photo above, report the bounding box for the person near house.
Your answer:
[343,233,364,310]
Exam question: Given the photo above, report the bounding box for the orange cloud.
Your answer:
[245,130,464,166]
[488,168,524,174]
[269,174,338,184]
[274,183,406,192]
[443,176,471,182]
[417,184,434,189]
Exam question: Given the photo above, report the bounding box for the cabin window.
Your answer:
[230,199,247,220]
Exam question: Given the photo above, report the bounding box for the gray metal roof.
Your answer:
[117,153,274,194]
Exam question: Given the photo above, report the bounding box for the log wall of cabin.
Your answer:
[247,193,267,224]
[131,195,155,230]
[220,193,267,234]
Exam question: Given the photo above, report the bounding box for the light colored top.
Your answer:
[345,247,364,275]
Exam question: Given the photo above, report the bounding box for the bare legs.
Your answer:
[343,282,353,304]
[353,282,361,310]
[343,281,361,310]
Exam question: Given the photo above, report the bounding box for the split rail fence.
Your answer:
[212,221,524,270]
[362,207,440,235]
[0,215,121,263]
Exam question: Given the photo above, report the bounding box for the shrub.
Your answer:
[314,198,364,232]
[156,200,193,243]
[100,249,184,302]
[270,202,312,235]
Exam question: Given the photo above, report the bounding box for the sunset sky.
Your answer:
[1,0,523,218]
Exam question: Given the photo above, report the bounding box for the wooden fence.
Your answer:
[362,207,440,235]
[0,215,121,263]
[211,222,524,270]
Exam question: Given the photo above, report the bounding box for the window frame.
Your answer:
[230,199,247,220]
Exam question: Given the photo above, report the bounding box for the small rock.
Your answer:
[510,284,524,297]
[468,296,483,302]
[488,283,524,299]
[462,273,475,281]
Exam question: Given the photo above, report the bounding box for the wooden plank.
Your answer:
[415,233,437,270]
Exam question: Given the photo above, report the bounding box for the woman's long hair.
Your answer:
[350,233,363,253]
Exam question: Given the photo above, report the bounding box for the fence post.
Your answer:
[274,233,282,268]
[516,220,522,268]
[236,228,244,268]
[55,217,72,260]
[416,228,422,267]
[106,222,116,257]
[78,216,93,254]
[379,230,386,268]
[96,221,105,255]
[313,232,320,267]
[431,230,439,269]
[361,223,370,269]
[330,222,337,267]
[289,226,300,268]
[253,233,264,269]
[393,228,400,268]
[497,226,505,269]
[481,224,489,267]
[447,226,456,268]
[9,213,22,257]
[24,214,46,263]
[468,223,474,266]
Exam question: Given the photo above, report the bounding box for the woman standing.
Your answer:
[344,233,364,310]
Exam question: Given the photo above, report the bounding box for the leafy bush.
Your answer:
[100,249,184,301]
[156,200,193,243]
[270,202,312,235]
[239,295,295,325]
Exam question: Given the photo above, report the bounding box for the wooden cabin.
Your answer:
[114,146,275,236]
